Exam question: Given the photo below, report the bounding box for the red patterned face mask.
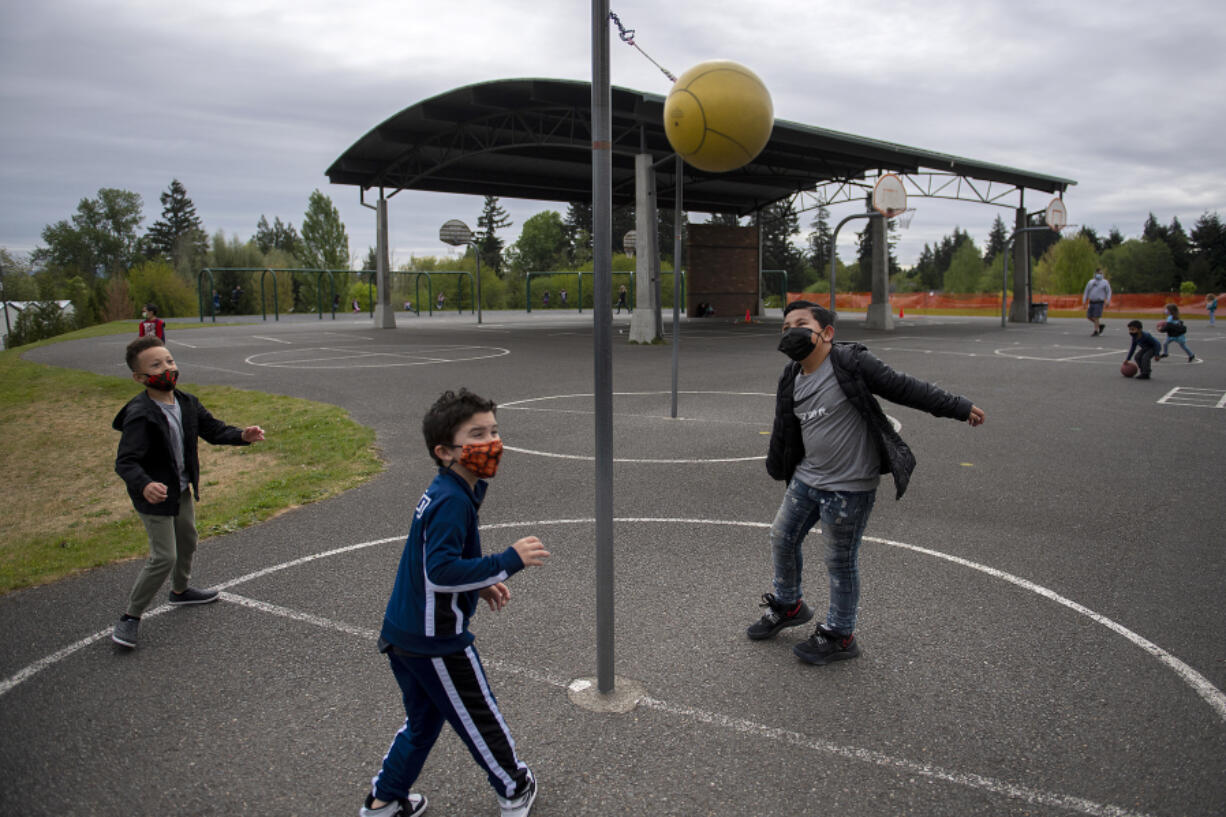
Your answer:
[143,369,178,391]
[451,439,503,479]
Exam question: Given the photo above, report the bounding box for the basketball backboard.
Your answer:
[1045,198,1068,232]
[872,174,908,218]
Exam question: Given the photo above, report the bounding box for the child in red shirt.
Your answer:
[138,303,165,342]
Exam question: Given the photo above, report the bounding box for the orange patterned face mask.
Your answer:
[450,439,503,479]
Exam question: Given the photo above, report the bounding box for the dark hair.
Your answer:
[144,303,158,315]
[422,388,497,466]
[1165,303,1180,319]
[1127,320,1143,330]
[125,335,165,371]
[782,300,835,329]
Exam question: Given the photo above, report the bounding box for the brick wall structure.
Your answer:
[685,224,760,318]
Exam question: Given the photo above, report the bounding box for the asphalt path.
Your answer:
[2,309,1224,817]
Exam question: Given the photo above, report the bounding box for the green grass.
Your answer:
[0,322,383,594]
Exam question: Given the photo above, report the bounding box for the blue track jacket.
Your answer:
[380,467,525,656]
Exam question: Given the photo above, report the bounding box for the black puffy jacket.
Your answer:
[113,390,248,516]
[766,342,972,500]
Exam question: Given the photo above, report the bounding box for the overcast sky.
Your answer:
[3,0,1225,269]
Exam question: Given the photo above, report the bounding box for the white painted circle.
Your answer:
[244,344,510,369]
[500,391,902,464]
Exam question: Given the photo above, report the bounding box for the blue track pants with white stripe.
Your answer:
[371,645,531,802]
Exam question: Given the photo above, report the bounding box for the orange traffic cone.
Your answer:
[899,306,904,318]
[745,309,751,323]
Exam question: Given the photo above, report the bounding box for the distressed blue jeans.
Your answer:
[769,480,877,636]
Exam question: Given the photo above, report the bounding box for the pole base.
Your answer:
[373,304,397,329]
[567,676,646,714]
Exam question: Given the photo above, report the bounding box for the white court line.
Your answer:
[166,338,198,349]
[502,445,765,464]
[183,362,255,377]
[216,588,1155,817]
[6,521,1222,724]
[3,518,1222,815]
[251,335,292,344]
[502,405,766,427]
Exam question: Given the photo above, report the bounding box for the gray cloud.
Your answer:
[3,0,1225,268]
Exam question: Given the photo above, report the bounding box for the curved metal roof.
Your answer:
[326,78,1075,216]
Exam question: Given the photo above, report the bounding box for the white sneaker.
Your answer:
[498,776,537,817]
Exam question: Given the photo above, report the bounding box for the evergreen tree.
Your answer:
[853,216,902,292]
[563,201,592,267]
[912,243,939,292]
[612,206,637,255]
[984,215,1009,265]
[1166,216,1192,278]
[761,200,803,280]
[476,196,512,275]
[1189,211,1226,291]
[145,179,208,275]
[1026,213,1060,262]
[807,206,833,282]
[1104,227,1125,250]
[1076,226,1104,254]
[255,215,301,259]
[657,208,685,266]
[1142,212,1166,243]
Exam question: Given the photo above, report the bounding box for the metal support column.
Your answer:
[373,191,396,329]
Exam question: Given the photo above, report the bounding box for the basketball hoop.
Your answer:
[872,174,908,218]
[1045,198,1068,233]
[893,208,916,230]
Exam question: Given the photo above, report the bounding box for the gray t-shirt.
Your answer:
[155,397,190,491]
[791,358,881,492]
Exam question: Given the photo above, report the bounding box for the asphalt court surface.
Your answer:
[3,310,1225,816]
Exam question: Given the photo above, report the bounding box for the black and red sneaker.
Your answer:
[793,625,861,665]
[746,593,813,640]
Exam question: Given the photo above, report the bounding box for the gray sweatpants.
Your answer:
[126,493,198,617]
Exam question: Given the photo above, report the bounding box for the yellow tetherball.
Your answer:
[664,60,774,173]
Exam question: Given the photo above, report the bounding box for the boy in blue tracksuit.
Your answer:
[1126,320,1162,379]
[361,389,550,817]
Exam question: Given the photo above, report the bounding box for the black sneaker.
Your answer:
[1137,373,1151,379]
[793,626,861,665]
[746,593,813,640]
[168,587,219,605]
[360,793,427,817]
[111,616,139,648]
[1188,355,1196,362]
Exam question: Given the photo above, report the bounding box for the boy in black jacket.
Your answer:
[111,336,264,648]
[750,301,984,665]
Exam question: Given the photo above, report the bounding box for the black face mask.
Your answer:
[778,327,818,361]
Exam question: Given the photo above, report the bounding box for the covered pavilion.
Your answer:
[326,77,1076,328]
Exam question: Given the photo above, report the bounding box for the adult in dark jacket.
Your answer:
[111,336,265,648]
[750,301,984,666]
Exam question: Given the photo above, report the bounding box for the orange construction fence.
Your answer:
[786,292,1216,316]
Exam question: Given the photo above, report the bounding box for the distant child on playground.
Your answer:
[111,336,265,648]
[359,388,549,817]
[138,303,165,342]
[1206,293,1218,326]
[1158,303,1195,362]
[1125,320,1162,379]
